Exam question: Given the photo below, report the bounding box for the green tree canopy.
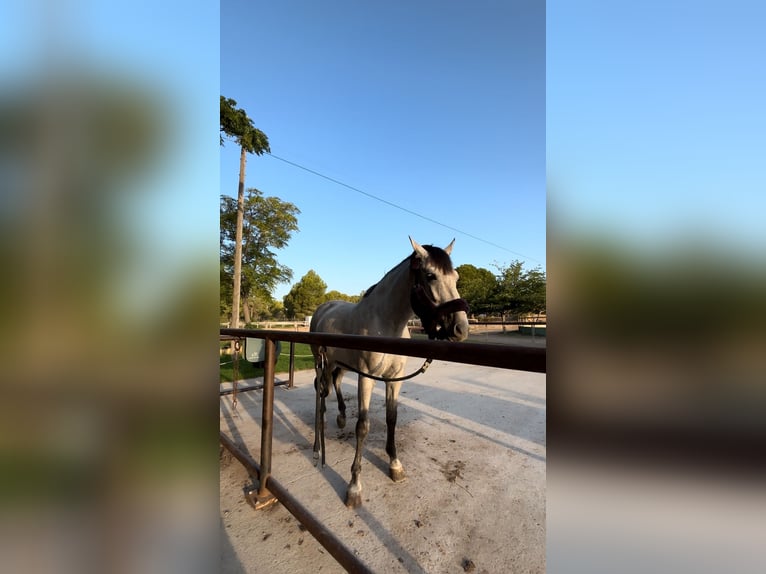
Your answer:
[283,270,327,320]
[456,264,498,315]
[220,189,299,321]
[494,261,547,317]
[269,299,286,320]
[220,96,270,154]
[516,267,546,316]
[324,290,361,304]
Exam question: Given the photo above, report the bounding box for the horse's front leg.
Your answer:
[346,376,374,508]
[385,381,406,482]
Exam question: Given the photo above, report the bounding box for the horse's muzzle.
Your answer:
[450,319,469,341]
[431,308,469,342]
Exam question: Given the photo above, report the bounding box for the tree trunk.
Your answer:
[243,298,252,325]
[231,145,246,329]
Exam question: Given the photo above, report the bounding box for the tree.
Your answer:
[269,300,286,320]
[220,96,270,329]
[241,292,272,324]
[516,267,547,317]
[220,96,270,152]
[324,290,361,304]
[456,264,498,315]
[494,261,546,318]
[494,261,524,317]
[220,189,299,323]
[283,270,327,320]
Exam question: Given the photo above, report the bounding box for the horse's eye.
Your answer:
[426,272,436,281]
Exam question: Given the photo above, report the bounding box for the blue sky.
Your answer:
[221,1,545,300]
[5,1,759,312]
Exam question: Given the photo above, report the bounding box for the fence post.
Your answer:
[254,337,277,509]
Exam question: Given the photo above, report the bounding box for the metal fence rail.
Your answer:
[221,328,546,372]
[219,327,546,573]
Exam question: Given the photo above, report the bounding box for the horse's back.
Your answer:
[310,300,356,334]
[310,300,353,360]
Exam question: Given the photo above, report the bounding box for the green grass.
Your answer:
[220,342,315,383]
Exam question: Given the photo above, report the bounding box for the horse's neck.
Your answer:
[360,258,412,330]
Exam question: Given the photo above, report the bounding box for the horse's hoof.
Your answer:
[389,461,406,483]
[337,414,346,429]
[345,492,362,508]
[345,485,362,508]
[313,452,319,467]
[389,467,406,483]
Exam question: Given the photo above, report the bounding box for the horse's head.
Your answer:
[409,237,470,342]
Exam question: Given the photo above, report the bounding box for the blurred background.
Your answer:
[0,1,219,573]
[548,2,766,572]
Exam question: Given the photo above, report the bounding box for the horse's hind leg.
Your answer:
[332,367,347,428]
[386,381,406,482]
[346,376,374,508]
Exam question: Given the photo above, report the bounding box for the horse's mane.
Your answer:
[362,283,377,298]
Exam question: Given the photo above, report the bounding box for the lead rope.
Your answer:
[231,339,241,411]
[334,356,433,383]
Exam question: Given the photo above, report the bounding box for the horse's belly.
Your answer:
[311,300,408,376]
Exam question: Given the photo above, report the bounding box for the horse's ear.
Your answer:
[444,238,455,255]
[409,236,428,260]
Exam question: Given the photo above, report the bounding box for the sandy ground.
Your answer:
[220,332,546,573]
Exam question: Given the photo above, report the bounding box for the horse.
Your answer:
[310,236,470,508]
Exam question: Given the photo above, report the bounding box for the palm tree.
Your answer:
[220,96,270,328]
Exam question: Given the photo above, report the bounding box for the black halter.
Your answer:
[409,256,470,340]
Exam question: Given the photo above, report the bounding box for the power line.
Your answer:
[266,152,543,264]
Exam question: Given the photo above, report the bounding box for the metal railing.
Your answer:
[219,327,546,573]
